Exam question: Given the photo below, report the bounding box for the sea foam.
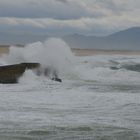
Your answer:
[2,38,75,78]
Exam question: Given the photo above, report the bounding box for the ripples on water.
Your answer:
[0,125,139,140]
[0,55,140,139]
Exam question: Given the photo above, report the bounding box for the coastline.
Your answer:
[72,48,140,56]
[0,45,9,55]
[0,45,140,56]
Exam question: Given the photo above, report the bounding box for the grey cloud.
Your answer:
[0,0,86,19]
[1,14,140,36]
[0,0,109,19]
[55,0,68,4]
[97,0,133,15]
[0,0,140,36]
[0,0,139,19]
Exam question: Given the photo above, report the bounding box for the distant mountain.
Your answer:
[63,27,140,50]
[0,27,140,50]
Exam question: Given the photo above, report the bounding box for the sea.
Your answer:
[0,38,140,140]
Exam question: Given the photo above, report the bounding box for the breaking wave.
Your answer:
[1,38,75,79]
[110,62,140,72]
[1,45,140,140]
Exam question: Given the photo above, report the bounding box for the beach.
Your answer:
[72,48,140,56]
[0,46,9,55]
[1,45,140,56]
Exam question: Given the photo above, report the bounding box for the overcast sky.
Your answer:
[0,0,140,36]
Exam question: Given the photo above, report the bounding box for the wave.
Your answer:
[0,125,139,140]
[0,38,75,82]
[1,41,140,85]
[111,63,140,72]
[72,55,140,86]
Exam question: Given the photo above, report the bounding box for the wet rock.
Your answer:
[0,63,40,83]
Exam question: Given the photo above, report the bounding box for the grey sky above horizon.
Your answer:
[0,0,140,36]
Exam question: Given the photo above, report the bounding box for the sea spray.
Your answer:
[2,38,75,79]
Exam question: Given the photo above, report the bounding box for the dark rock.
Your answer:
[0,63,40,83]
[52,77,62,82]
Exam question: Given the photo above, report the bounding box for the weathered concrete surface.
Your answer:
[0,63,40,83]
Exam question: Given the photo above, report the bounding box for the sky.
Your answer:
[0,0,140,36]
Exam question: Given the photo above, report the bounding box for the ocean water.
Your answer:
[0,39,140,139]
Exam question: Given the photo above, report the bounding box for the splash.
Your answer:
[2,38,75,78]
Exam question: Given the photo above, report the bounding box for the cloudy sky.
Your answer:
[0,0,140,36]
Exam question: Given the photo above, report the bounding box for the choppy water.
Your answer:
[0,53,140,140]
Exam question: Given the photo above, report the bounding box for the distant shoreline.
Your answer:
[0,45,140,56]
[72,48,140,56]
[0,45,9,55]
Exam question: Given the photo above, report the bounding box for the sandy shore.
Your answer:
[0,46,9,55]
[0,45,140,56]
[72,48,140,56]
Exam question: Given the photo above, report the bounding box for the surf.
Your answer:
[0,38,75,83]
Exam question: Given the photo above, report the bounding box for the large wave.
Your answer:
[1,38,75,79]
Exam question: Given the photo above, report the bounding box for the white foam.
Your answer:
[74,55,140,84]
[1,38,75,78]
[1,53,140,135]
